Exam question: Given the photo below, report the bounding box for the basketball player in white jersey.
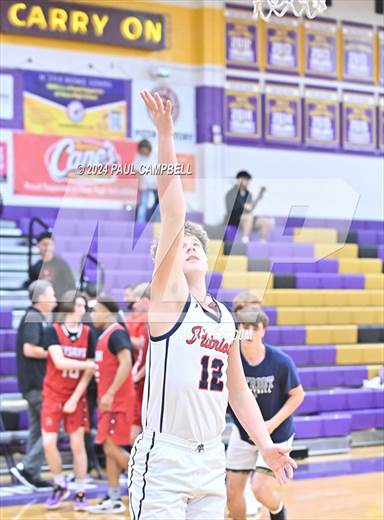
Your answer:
[128,90,297,520]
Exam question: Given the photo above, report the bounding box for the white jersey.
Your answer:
[142,294,236,443]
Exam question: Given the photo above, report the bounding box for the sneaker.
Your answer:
[10,464,36,490]
[32,477,53,491]
[74,492,89,511]
[44,484,70,509]
[88,495,126,514]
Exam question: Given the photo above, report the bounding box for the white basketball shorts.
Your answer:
[226,424,294,475]
[128,430,226,520]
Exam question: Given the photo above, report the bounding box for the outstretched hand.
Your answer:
[140,90,174,136]
[261,445,297,485]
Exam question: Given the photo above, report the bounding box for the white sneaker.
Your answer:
[88,495,126,514]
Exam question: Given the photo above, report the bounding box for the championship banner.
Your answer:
[342,23,375,84]
[265,83,301,144]
[342,92,376,152]
[265,17,300,74]
[132,81,195,145]
[13,133,138,201]
[304,87,340,149]
[0,68,23,129]
[23,71,129,139]
[304,19,338,79]
[379,28,384,85]
[224,82,262,144]
[379,96,384,152]
[225,17,259,69]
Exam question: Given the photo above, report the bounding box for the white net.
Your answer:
[252,0,327,20]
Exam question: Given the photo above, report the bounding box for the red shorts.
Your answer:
[96,411,132,446]
[133,380,145,428]
[41,395,89,434]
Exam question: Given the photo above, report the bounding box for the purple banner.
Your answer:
[379,96,384,152]
[265,83,301,144]
[226,19,258,69]
[196,86,224,143]
[224,84,261,143]
[379,28,384,86]
[265,18,299,74]
[304,88,340,149]
[342,91,376,152]
[304,20,338,79]
[342,23,375,84]
[0,68,23,129]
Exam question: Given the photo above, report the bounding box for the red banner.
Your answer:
[13,133,138,201]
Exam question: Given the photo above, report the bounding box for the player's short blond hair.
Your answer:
[150,221,209,259]
[236,309,269,329]
[233,290,263,313]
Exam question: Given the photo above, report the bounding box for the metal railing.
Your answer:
[78,253,105,293]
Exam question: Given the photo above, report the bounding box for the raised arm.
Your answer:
[140,91,188,335]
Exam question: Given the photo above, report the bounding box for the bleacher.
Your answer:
[0,206,383,461]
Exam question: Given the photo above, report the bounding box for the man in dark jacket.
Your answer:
[11,280,56,489]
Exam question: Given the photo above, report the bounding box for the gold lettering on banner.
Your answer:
[91,13,108,37]
[3,1,165,49]
[49,8,68,32]
[120,16,143,41]
[26,5,47,30]
[145,19,162,43]
[8,2,27,27]
[70,10,89,34]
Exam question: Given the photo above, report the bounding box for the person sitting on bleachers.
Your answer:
[11,280,56,490]
[224,171,271,244]
[26,231,76,303]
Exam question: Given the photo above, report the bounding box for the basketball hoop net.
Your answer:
[252,0,327,20]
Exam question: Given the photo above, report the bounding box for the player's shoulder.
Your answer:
[265,345,295,365]
[24,306,44,322]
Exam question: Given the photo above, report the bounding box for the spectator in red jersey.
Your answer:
[89,297,134,515]
[41,291,97,511]
[127,283,150,443]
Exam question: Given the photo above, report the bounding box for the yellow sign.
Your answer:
[1,1,166,49]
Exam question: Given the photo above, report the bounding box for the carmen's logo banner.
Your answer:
[0,1,166,50]
[14,133,138,201]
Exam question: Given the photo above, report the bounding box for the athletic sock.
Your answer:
[270,503,286,520]
[108,487,121,501]
[75,479,87,493]
[53,474,66,488]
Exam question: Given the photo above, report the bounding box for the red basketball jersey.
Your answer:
[43,323,91,400]
[95,323,134,413]
[126,314,149,371]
